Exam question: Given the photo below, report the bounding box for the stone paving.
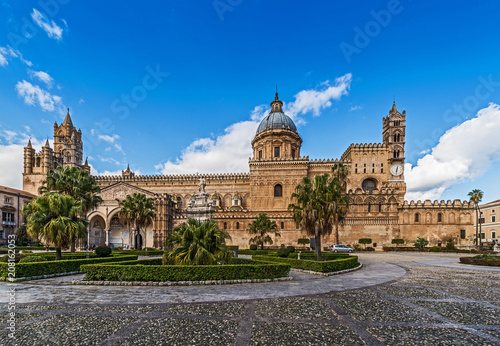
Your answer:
[0,253,498,345]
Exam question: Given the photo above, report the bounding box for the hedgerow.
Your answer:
[253,255,359,273]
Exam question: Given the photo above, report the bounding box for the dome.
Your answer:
[256,112,297,134]
[256,92,297,134]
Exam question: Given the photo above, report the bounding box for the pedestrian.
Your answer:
[45,243,49,252]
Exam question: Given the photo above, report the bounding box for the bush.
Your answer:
[429,246,442,252]
[253,255,359,273]
[460,256,500,266]
[414,237,429,249]
[112,249,164,256]
[359,238,372,245]
[391,238,405,246]
[249,244,258,251]
[0,255,138,279]
[81,261,290,282]
[297,238,310,245]
[286,246,295,253]
[95,246,112,257]
[277,248,291,258]
[287,252,349,261]
[363,247,375,251]
[446,239,456,250]
[19,256,47,263]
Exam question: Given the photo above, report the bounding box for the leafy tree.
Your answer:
[119,193,155,250]
[359,238,372,249]
[38,166,102,251]
[468,189,484,247]
[22,193,88,260]
[331,163,349,244]
[391,238,405,246]
[445,238,456,250]
[248,213,280,250]
[289,174,338,261]
[414,236,429,249]
[164,218,232,265]
[14,226,32,246]
[297,238,310,245]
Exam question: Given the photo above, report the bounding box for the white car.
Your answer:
[330,244,354,253]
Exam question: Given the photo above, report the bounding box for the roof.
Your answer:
[256,112,298,134]
[481,199,500,206]
[0,185,36,198]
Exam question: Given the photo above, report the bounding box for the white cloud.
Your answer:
[156,74,352,175]
[15,80,65,115]
[98,155,121,166]
[28,69,54,88]
[0,46,17,67]
[79,98,85,104]
[405,103,500,201]
[31,9,65,40]
[97,134,119,143]
[349,105,362,112]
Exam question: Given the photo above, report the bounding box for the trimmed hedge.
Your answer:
[238,249,276,256]
[111,250,164,256]
[287,252,349,260]
[253,255,359,273]
[0,255,138,279]
[81,261,290,282]
[383,246,493,254]
[460,257,500,266]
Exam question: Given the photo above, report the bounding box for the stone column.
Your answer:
[105,230,111,246]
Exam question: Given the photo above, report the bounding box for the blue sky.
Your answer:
[1,0,500,203]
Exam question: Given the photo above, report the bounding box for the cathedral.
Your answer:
[23,93,475,249]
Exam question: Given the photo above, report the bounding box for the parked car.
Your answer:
[330,244,354,253]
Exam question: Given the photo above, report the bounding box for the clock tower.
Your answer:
[383,101,406,181]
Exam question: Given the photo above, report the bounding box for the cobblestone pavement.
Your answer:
[0,253,499,345]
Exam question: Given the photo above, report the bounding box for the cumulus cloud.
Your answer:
[31,9,65,40]
[28,69,54,88]
[97,134,119,143]
[405,103,500,201]
[15,80,65,115]
[156,74,352,175]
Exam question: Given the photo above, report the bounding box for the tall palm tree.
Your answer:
[119,193,155,250]
[332,163,349,244]
[289,174,338,261]
[22,193,88,260]
[248,213,280,250]
[468,189,484,247]
[164,218,232,265]
[39,166,102,251]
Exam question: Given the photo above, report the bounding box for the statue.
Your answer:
[198,177,206,193]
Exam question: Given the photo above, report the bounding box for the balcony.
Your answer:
[2,221,16,226]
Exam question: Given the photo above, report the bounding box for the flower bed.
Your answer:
[252,255,359,273]
[459,255,500,266]
[80,257,290,282]
[0,255,138,280]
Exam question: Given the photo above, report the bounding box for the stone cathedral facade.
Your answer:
[23,94,475,249]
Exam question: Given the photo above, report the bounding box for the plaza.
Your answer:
[1,252,498,345]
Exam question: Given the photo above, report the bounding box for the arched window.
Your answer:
[362,179,376,193]
[415,213,420,223]
[437,213,442,223]
[223,222,227,230]
[236,222,240,230]
[274,184,283,197]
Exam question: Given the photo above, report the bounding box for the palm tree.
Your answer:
[248,213,280,250]
[468,189,484,247]
[119,193,155,250]
[332,163,349,244]
[39,166,102,251]
[22,193,88,260]
[289,174,338,261]
[164,218,232,265]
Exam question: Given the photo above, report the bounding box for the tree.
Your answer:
[15,226,32,246]
[164,218,232,265]
[297,238,310,245]
[38,166,102,251]
[359,238,372,249]
[391,238,405,247]
[414,236,429,249]
[289,174,338,261]
[332,163,349,245]
[247,213,280,250]
[468,189,484,247]
[119,193,155,250]
[22,193,88,260]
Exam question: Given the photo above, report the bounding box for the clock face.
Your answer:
[390,164,403,176]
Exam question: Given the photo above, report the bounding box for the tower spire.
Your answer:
[63,108,73,127]
[270,90,283,113]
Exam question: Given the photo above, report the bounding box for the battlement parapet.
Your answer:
[94,172,251,182]
[401,199,474,209]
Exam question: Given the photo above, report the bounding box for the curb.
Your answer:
[290,263,363,276]
[71,276,293,286]
[1,271,84,282]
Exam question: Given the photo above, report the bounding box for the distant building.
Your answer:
[23,94,475,249]
[476,200,499,244]
[0,185,35,245]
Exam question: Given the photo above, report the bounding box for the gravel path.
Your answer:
[0,252,498,345]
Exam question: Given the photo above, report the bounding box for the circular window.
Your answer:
[362,179,376,192]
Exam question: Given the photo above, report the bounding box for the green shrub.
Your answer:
[460,256,500,266]
[238,249,274,256]
[287,252,348,261]
[253,255,359,273]
[19,256,47,263]
[297,238,310,245]
[95,246,112,257]
[414,237,429,249]
[446,239,456,250]
[249,244,258,251]
[286,246,295,253]
[81,261,290,282]
[359,238,372,245]
[391,238,405,246]
[112,249,164,256]
[429,246,442,252]
[277,248,291,258]
[0,255,138,279]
